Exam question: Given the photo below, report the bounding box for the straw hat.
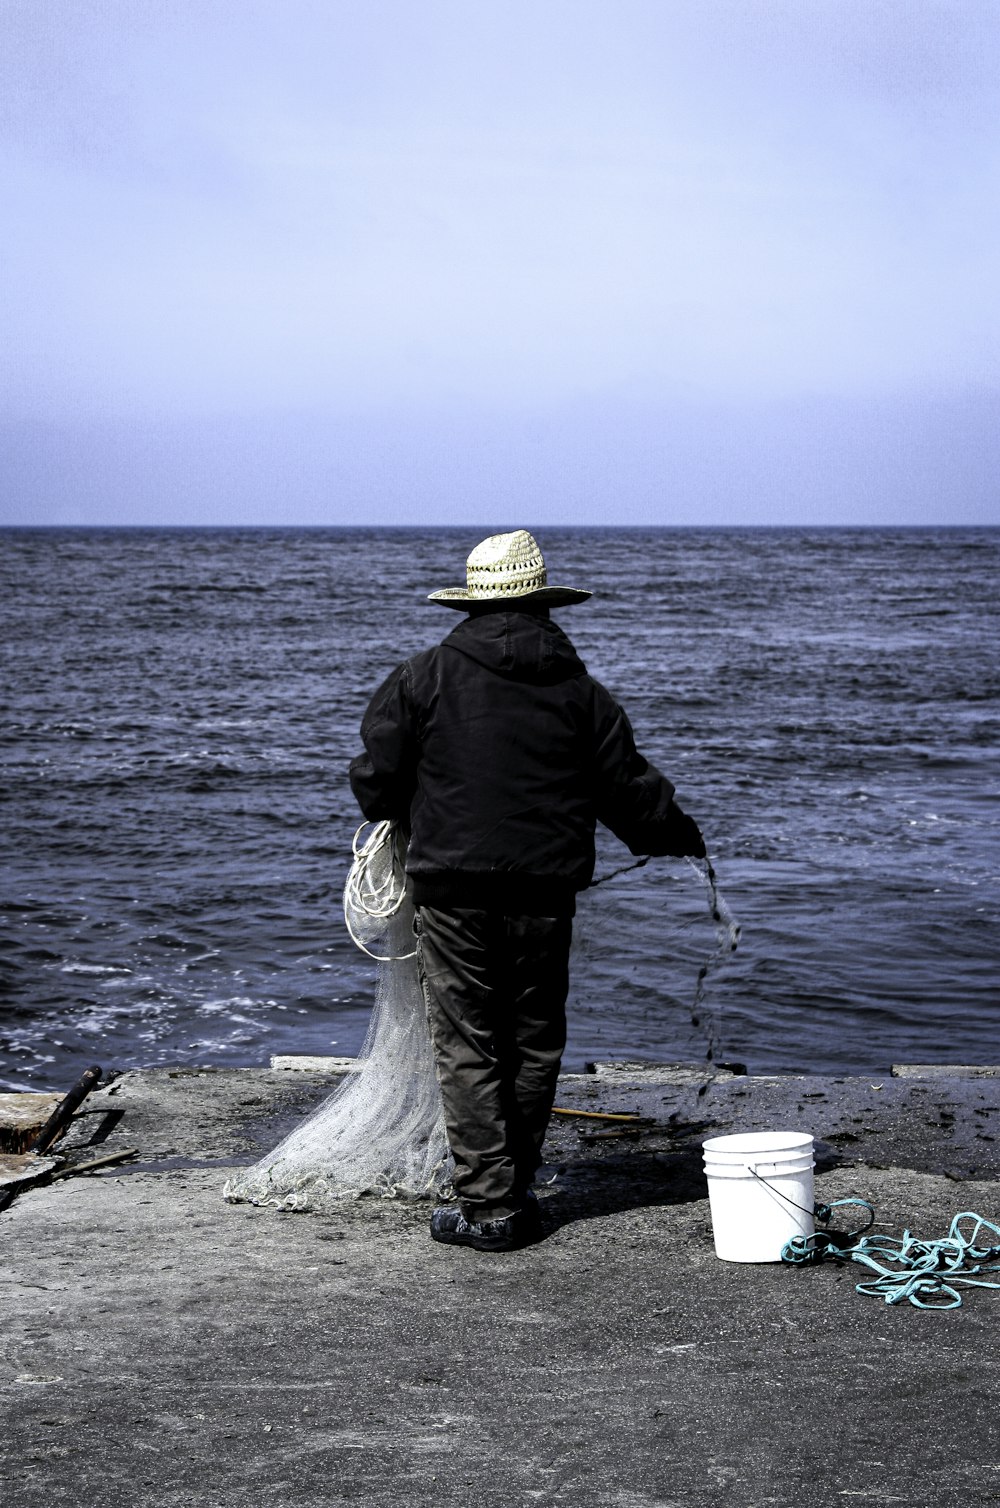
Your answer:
[428,530,591,609]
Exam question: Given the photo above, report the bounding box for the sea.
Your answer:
[2,526,998,1092]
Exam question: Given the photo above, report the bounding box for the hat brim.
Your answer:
[427,585,592,610]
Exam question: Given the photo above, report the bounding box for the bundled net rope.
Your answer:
[223,821,452,1211]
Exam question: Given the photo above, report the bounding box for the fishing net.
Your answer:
[223,823,741,1212]
[223,822,452,1211]
[685,853,741,1064]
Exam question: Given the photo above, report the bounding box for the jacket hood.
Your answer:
[442,611,587,685]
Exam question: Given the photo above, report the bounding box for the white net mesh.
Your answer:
[223,823,452,1211]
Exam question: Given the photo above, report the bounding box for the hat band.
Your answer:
[467,563,548,598]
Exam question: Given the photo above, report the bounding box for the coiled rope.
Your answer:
[343,820,417,961]
[782,1205,1000,1309]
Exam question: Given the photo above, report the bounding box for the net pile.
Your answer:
[223,822,451,1211]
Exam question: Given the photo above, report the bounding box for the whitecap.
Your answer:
[61,963,133,977]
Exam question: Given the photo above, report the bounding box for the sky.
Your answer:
[1,0,998,526]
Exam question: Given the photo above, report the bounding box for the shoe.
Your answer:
[518,1188,543,1236]
[430,1203,538,1252]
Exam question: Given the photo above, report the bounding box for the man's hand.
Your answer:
[651,801,706,860]
[677,811,706,860]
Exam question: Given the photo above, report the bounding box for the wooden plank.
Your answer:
[269,1055,359,1072]
[891,1064,1000,1078]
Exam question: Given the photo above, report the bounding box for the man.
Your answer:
[349,530,705,1251]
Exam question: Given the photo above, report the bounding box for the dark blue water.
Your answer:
[2,527,998,1090]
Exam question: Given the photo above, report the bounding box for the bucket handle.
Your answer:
[747,1165,875,1234]
[745,1162,816,1222]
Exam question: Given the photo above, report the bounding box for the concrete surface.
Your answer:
[2,1062,1000,1507]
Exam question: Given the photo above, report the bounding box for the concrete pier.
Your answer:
[3,1061,1000,1507]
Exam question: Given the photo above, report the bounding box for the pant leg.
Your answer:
[416,905,516,1222]
[498,913,571,1198]
[416,904,572,1224]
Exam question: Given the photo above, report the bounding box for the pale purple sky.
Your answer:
[2,1,998,525]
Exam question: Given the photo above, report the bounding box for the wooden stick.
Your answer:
[30,1066,103,1154]
[50,1147,139,1179]
[550,1107,644,1122]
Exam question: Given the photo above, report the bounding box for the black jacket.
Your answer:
[349,610,704,913]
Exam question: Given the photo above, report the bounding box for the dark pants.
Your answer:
[415,904,572,1223]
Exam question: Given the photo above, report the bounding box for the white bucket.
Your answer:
[702,1131,815,1263]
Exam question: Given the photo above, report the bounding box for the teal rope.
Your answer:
[783,1209,1000,1309]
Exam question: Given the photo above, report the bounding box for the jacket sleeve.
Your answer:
[592,695,706,859]
[348,663,419,824]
